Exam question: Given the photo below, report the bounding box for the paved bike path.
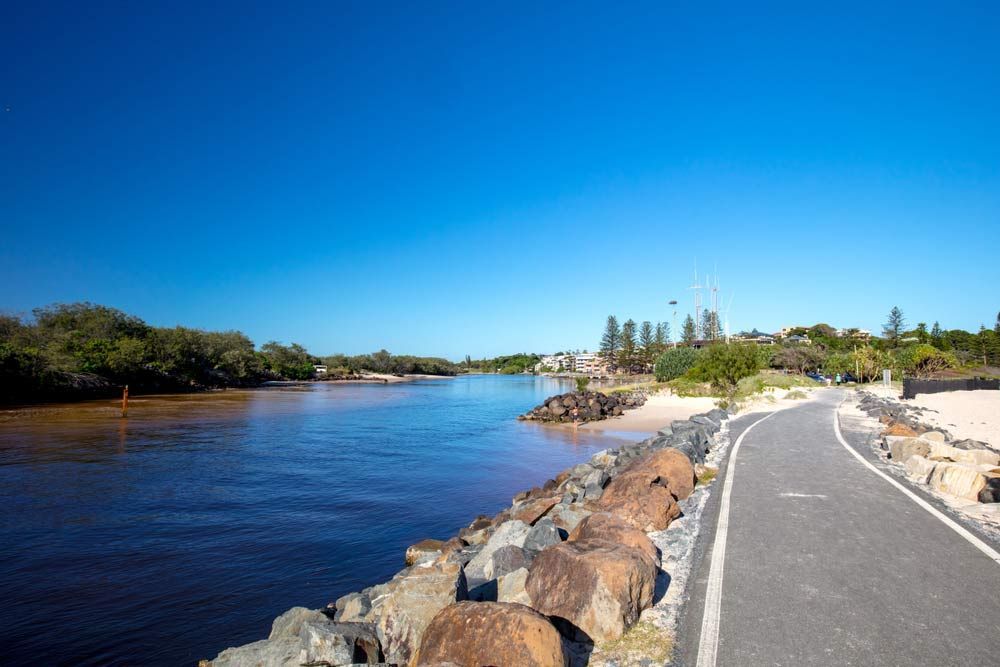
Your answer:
[678,389,1000,666]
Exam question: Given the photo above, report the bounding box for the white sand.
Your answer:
[579,387,820,437]
[908,390,1000,447]
[580,392,718,435]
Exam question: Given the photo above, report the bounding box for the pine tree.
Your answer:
[681,315,697,344]
[995,312,1000,335]
[639,321,655,370]
[931,321,942,338]
[883,306,905,346]
[619,319,638,374]
[600,315,622,372]
[701,310,722,341]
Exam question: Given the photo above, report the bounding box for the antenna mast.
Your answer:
[689,261,703,340]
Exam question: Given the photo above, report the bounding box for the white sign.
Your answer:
[883,369,891,387]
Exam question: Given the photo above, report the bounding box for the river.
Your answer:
[0,374,630,665]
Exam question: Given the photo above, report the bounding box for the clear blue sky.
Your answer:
[3,2,998,359]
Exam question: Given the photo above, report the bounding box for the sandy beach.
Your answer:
[908,390,1000,447]
[579,392,719,435]
[575,386,822,438]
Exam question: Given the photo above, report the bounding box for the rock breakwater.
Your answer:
[857,391,1000,504]
[205,408,730,667]
[518,390,647,424]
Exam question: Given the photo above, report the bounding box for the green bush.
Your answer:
[692,343,762,397]
[575,376,590,392]
[894,344,956,378]
[654,347,700,382]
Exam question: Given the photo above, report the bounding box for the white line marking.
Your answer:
[778,493,828,498]
[696,411,776,667]
[833,399,1000,565]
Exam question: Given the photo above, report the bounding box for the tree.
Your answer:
[693,343,761,398]
[654,347,699,381]
[599,315,622,372]
[772,344,825,374]
[639,321,655,370]
[995,312,1000,335]
[883,306,905,346]
[701,310,722,341]
[681,315,697,344]
[915,322,928,344]
[619,319,638,374]
[655,322,670,348]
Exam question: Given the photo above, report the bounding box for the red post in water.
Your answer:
[122,385,129,418]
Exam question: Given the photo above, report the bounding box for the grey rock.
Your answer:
[524,516,562,553]
[334,593,372,622]
[464,520,531,580]
[979,478,1000,503]
[497,566,531,605]
[299,619,381,665]
[484,544,533,579]
[269,606,327,640]
[952,438,995,452]
[211,638,305,667]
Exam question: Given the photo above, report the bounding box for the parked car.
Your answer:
[805,372,825,382]
[841,372,857,383]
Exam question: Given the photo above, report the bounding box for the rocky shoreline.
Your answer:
[205,408,731,666]
[855,391,1000,504]
[517,390,648,424]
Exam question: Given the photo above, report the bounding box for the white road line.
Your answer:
[695,411,776,667]
[833,399,1000,565]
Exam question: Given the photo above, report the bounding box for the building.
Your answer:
[539,355,571,371]
[572,353,609,376]
[835,328,872,339]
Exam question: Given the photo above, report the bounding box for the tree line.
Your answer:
[599,316,671,373]
[0,303,460,403]
[650,306,1000,386]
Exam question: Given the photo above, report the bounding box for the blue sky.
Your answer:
[3,1,998,358]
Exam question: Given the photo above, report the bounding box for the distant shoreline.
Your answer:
[0,373,457,408]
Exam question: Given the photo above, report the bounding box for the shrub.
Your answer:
[693,343,762,397]
[575,376,590,392]
[654,347,699,382]
[894,344,956,378]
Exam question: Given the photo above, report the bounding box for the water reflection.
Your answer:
[0,376,633,665]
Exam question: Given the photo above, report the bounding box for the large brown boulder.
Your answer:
[525,539,656,643]
[568,512,660,567]
[627,448,696,500]
[413,601,566,667]
[371,560,468,665]
[597,469,680,531]
[884,422,919,437]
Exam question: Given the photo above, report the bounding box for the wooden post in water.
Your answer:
[121,385,129,418]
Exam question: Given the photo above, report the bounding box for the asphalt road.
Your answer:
[675,388,1000,666]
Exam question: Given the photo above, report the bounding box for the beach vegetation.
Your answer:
[690,343,762,398]
[654,347,699,382]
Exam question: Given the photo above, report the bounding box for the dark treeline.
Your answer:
[0,303,459,403]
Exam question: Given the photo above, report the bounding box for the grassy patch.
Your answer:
[597,621,673,663]
[598,380,671,395]
[667,376,716,397]
[758,372,821,389]
[697,466,718,485]
[785,389,808,400]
